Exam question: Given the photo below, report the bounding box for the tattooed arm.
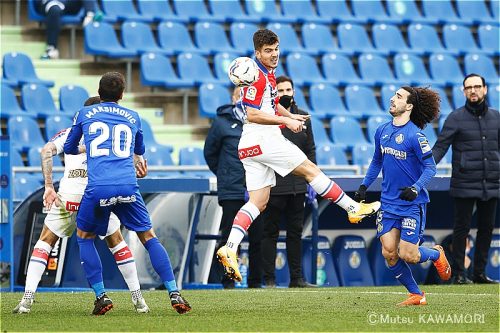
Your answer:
[40,142,60,210]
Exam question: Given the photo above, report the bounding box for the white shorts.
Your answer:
[238,129,307,191]
[44,192,120,239]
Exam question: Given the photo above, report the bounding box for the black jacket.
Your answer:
[432,103,500,200]
[271,103,316,195]
[204,104,245,202]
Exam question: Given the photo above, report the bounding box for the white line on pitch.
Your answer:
[271,290,498,297]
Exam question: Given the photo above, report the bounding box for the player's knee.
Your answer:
[381,247,398,262]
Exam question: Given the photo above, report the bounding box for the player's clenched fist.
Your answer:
[285,118,304,133]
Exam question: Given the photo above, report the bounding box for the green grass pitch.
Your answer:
[2,285,499,332]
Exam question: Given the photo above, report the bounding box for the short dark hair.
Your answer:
[402,86,440,129]
[253,29,279,51]
[98,72,125,102]
[276,75,294,89]
[463,73,486,87]
[84,96,101,106]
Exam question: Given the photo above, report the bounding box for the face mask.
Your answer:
[279,95,293,109]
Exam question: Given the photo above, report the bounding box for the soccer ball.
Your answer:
[227,57,259,87]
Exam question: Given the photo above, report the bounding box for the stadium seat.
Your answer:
[321,53,364,86]
[1,83,30,119]
[45,115,73,140]
[316,0,366,24]
[213,52,239,85]
[372,23,414,55]
[350,0,401,24]
[344,85,384,117]
[367,239,399,286]
[194,22,236,54]
[358,53,400,86]
[409,235,437,284]
[302,23,346,56]
[337,23,382,55]
[329,116,369,148]
[407,24,455,56]
[309,84,351,119]
[145,146,179,178]
[386,0,436,24]
[157,21,208,55]
[177,52,223,86]
[438,115,447,132]
[302,236,340,286]
[332,235,374,286]
[178,147,212,178]
[280,0,330,24]
[84,21,137,58]
[491,0,500,20]
[230,22,259,55]
[266,23,309,55]
[27,0,83,24]
[244,0,294,23]
[352,144,375,168]
[309,117,332,146]
[451,85,465,110]
[28,146,63,167]
[420,0,463,25]
[489,84,500,110]
[100,0,151,22]
[21,83,59,119]
[315,143,349,166]
[393,53,433,86]
[2,52,54,88]
[366,115,391,142]
[121,21,170,55]
[208,0,259,23]
[13,174,41,203]
[8,116,46,153]
[478,24,499,56]
[464,54,499,85]
[428,54,464,86]
[421,124,438,147]
[198,83,231,118]
[59,85,89,115]
[171,0,223,23]
[485,234,500,281]
[292,87,310,112]
[11,149,25,167]
[380,84,397,111]
[455,0,497,25]
[442,24,482,55]
[432,87,453,117]
[140,53,195,89]
[136,0,187,23]
[285,53,325,87]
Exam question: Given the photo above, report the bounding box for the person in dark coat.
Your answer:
[260,76,317,288]
[204,87,262,288]
[433,73,500,284]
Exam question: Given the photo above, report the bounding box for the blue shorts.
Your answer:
[375,203,427,245]
[76,185,152,236]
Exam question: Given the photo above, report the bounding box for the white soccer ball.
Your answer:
[227,57,259,87]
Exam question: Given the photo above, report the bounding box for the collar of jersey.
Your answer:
[255,58,272,75]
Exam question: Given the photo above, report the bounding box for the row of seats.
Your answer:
[84,20,499,60]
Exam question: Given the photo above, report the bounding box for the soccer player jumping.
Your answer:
[355,86,451,306]
[216,29,381,282]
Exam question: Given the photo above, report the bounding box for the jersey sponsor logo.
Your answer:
[418,136,431,154]
[238,145,262,159]
[395,133,404,144]
[68,169,87,178]
[245,86,257,101]
[381,145,407,160]
[66,201,80,212]
[99,195,137,207]
[402,218,417,230]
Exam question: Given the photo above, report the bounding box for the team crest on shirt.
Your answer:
[245,86,257,101]
[395,133,404,144]
[418,136,431,153]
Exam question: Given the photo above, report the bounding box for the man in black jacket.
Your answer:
[261,76,316,288]
[204,87,262,288]
[433,73,499,284]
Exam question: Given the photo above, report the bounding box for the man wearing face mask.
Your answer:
[433,73,499,285]
[260,75,317,288]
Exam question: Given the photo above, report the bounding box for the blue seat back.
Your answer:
[408,23,445,52]
[409,235,436,284]
[137,0,176,19]
[14,174,41,202]
[178,53,215,81]
[332,235,374,286]
[421,124,437,146]
[140,118,157,146]
[199,83,231,118]
[358,53,395,81]
[351,0,389,20]
[478,24,499,52]
[367,115,391,143]
[172,0,211,19]
[451,85,465,109]
[121,21,159,52]
[208,0,247,19]
[140,53,179,86]
[194,22,233,53]
[421,0,459,22]
[456,0,493,22]
[330,116,368,147]
[285,53,323,84]
[11,149,24,167]
[302,23,337,53]
[464,54,498,83]
[2,52,39,85]
[372,23,409,52]
[443,24,479,52]
[145,146,174,166]
[368,238,399,286]
[266,23,302,53]
[380,84,397,110]
[302,236,339,286]
[429,53,464,84]
[292,87,310,111]
[7,116,46,152]
[1,83,24,116]
[488,84,499,110]
[344,85,382,115]
[213,52,238,82]
[309,83,348,116]
[485,234,500,281]
[337,23,374,52]
[21,83,58,116]
[245,0,284,21]
[28,146,62,167]
[158,21,197,53]
[101,0,139,20]
[84,21,124,53]
[393,53,431,83]
[45,115,73,140]
[59,85,89,114]
[230,22,259,54]
[315,143,348,165]
[352,144,375,167]
[433,87,453,116]
[386,0,421,21]
[321,53,361,84]
[179,147,207,166]
[309,116,331,145]
[281,0,318,20]
[316,0,355,21]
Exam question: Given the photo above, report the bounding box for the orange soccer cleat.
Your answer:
[432,245,452,281]
[397,292,427,306]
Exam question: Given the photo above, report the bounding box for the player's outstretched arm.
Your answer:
[277,103,310,122]
[40,142,61,210]
[246,106,303,132]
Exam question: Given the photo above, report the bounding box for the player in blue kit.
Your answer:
[64,72,191,315]
[356,86,451,306]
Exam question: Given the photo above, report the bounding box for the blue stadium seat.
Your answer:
[11,149,25,167]
[489,84,500,110]
[429,54,464,86]
[443,24,482,55]
[178,146,212,178]
[244,0,294,23]
[344,85,384,117]
[421,124,438,147]
[309,116,332,146]
[316,0,366,24]
[302,236,340,286]
[84,21,137,58]
[266,23,309,55]
[172,0,223,23]
[45,115,73,140]
[213,52,239,85]
[194,22,236,54]
[274,60,287,77]
[491,0,500,20]
[368,239,399,286]
[386,0,436,24]
[14,174,41,203]
[464,54,499,84]
[136,0,187,23]
[27,0,83,24]
[1,83,29,119]
[208,0,259,23]
[366,115,391,143]
[100,0,151,22]
[21,83,59,119]
[451,85,465,110]
[478,24,499,56]
[329,116,369,148]
[140,118,173,153]
[393,53,433,86]
[285,53,325,87]
[302,23,345,55]
[432,87,453,117]
[352,144,375,168]
[59,85,89,115]
[407,23,455,56]
[122,21,170,55]
[372,23,415,55]
[198,83,231,118]
[8,116,46,153]
[28,146,63,167]
[421,0,464,25]
[358,53,400,86]
[274,240,291,287]
[409,235,436,284]
[280,0,330,24]
[145,146,179,178]
[332,235,374,286]
[177,52,223,86]
[455,0,497,25]
[350,0,401,24]
[157,21,207,55]
[321,53,364,86]
[337,23,382,55]
[380,84,397,111]
[485,234,500,281]
[230,22,259,55]
[309,83,351,119]
[2,52,54,88]
[140,53,195,89]
[292,87,310,112]
[315,143,349,166]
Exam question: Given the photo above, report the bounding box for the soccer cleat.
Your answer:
[216,245,242,282]
[397,292,427,306]
[92,294,113,315]
[170,291,192,314]
[13,298,33,314]
[432,245,452,281]
[348,201,381,223]
[132,297,150,313]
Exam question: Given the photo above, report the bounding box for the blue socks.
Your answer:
[418,247,440,263]
[77,236,105,298]
[144,237,178,293]
[388,259,422,295]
